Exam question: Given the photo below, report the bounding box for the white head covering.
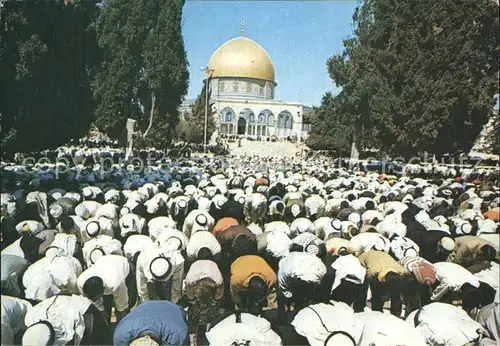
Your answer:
[149,256,172,279]
[325,333,355,346]
[129,335,159,346]
[22,322,53,346]
[440,237,455,251]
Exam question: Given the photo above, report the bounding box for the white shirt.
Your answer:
[474,262,500,292]
[390,235,420,260]
[1,238,24,258]
[147,216,177,241]
[330,255,366,292]
[292,302,358,346]
[23,255,83,301]
[432,262,480,301]
[206,312,282,346]
[136,247,184,303]
[184,260,223,286]
[350,232,390,255]
[82,235,123,267]
[49,233,78,257]
[407,302,486,346]
[356,311,427,346]
[123,234,155,261]
[1,295,32,338]
[278,252,327,298]
[24,295,92,346]
[77,255,130,312]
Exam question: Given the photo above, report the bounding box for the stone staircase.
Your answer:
[227,139,304,158]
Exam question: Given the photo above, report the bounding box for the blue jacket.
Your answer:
[113,301,188,345]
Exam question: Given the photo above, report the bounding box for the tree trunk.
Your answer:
[142,91,156,139]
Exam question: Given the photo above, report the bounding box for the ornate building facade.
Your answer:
[202,29,311,141]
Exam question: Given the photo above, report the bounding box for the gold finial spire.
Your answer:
[240,21,245,37]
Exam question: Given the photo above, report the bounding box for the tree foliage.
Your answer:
[177,83,216,144]
[1,0,100,153]
[309,0,499,158]
[93,0,189,148]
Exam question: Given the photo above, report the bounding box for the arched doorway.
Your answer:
[237,117,247,135]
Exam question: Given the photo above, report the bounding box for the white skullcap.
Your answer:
[22,322,53,346]
[130,335,159,346]
[149,257,171,279]
[331,219,342,231]
[440,237,455,251]
[325,333,356,346]
[90,247,105,264]
[291,204,301,217]
[348,213,361,225]
[50,205,63,218]
[177,199,187,208]
[86,221,100,236]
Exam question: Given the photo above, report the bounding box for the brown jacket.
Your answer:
[212,217,239,235]
[447,235,493,267]
[230,255,277,308]
[358,250,405,282]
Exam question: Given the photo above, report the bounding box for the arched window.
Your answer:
[258,109,273,124]
[278,110,292,128]
[268,114,275,126]
[220,107,235,123]
[285,115,293,129]
[239,108,255,121]
[248,114,255,124]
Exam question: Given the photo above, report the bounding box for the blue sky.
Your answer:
[182,1,359,107]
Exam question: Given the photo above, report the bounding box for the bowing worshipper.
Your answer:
[147,216,177,242]
[22,253,83,303]
[289,217,315,238]
[447,235,497,268]
[123,234,154,264]
[82,234,123,268]
[267,196,286,222]
[205,311,282,346]
[349,231,390,255]
[355,311,427,346]
[182,209,215,238]
[256,229,291,271]
[477,290,500,343]
[431,262,488,312]
[74,200,102,220]
[283,301,358,346]
[77,254,131,323]
[1,295,32,345]
[48,196,77,226]
[212,216,239,236]
[290,233,326,260]
[118,212,147,243]
[184,259,224,345]
[277,252,328,325]
[135,243,185,304]
[185,231,221,263]
[408,302,493,346]
[1,254,30,298]
[216,225,258,261]
[388,233,420,261]
[325,237,355,259]
[244,193,268,227]
[329,254,367,311]
[399,255,437,308]
[356,250,413,317]
[230,254,277,314]
[113,300,188,346]
[412,229,456,263]
[283,191,306,221]
[22,294,108,346]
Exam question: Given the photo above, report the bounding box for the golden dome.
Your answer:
[208,37,276,84]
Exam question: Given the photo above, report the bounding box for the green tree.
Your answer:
[311,0,499,158]
[177,83,216,144]
[93,0,189,148]
[1,0,100,153]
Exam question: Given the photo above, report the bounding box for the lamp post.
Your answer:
[201,66,215,153]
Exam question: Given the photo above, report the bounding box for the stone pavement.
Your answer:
[226,138,304,158]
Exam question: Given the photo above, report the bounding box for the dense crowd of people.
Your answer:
[1,149,499,345]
